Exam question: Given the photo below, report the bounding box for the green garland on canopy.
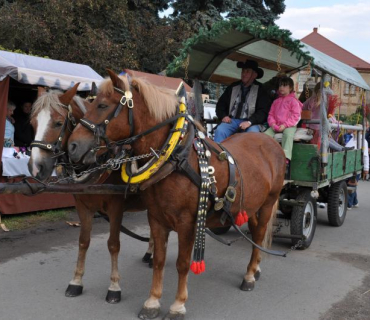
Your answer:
[166,17,313,76]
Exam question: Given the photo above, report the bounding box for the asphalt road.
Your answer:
[1,181,370,320]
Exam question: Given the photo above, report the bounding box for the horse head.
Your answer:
[28,83,87,181]
[68,70,179,166]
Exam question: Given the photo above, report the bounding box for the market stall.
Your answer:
[0,50,103,214]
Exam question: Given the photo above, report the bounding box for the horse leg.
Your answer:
[240,201,276,291]
[106,204,124,304]
[142,231,154,268]
[138,217,169,320]
[65,200,93,297]
[163,225,194,320]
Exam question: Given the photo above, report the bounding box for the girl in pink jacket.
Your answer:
[265,77,302,176]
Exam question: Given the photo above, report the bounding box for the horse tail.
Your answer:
[262,199,278,249]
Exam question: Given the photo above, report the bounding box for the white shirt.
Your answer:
[345,134,369,171]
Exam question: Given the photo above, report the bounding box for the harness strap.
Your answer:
[114,113,188,146]
[190,135,210,275]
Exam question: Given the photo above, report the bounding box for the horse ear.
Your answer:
[59,83,80,105]
[107,69,125,90]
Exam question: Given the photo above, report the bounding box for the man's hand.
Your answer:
[362,170,368,180]
[239,121,251,130]
[222,116,232,123]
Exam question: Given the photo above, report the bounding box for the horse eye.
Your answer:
[55,121,63,127]
[98,104,109,109]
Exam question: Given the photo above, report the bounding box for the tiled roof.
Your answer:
[124,69,192,92]
[301,28,370,71]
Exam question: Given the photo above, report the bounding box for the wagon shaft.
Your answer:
[0,183,132,195]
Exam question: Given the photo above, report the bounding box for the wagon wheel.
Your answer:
[290,190,317,250]
[327,181,348,227]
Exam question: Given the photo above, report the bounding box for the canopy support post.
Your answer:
[320,73,329,180]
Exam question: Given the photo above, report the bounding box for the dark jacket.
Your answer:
[14,112,34,147]
[216,80,271,125]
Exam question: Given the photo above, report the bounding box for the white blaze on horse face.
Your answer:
[31,109,52,176]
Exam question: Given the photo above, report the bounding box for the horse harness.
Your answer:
[30,103,77,159]
[82,85,286,274]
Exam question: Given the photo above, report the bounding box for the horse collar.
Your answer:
[120,101,188,184]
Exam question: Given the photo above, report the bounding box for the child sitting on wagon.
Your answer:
[264,77,302,177]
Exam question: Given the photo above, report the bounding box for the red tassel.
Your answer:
[190,261,198,274]
[235,211,244,226]
[200,260,206,273]
[243,211,249,223]
[190,261,206,274]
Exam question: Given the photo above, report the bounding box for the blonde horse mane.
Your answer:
[31,90,86,117]
[31,90,63,117]
[99,75,179,122]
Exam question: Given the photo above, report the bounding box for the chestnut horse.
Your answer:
[28,85,152,304]
[68,72,285,319]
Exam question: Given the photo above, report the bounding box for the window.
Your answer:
[344,83,356,95]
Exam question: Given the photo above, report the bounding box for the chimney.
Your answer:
[313,27,318,33]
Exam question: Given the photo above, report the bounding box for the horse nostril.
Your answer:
[69,142,78,155]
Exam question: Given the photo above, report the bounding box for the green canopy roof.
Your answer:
[167,17,369,90]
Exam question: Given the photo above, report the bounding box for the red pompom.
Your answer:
[190,260,206,274]
[243,211,249,223]
[235,211,248,226]
[190,261,198,274]
[200,260,206,273]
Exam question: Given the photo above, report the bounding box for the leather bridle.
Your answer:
[79,87,134,153]
[30,104,77,158]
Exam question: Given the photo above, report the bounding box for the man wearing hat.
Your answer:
[214,59,271,142]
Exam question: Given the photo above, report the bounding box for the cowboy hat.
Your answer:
[236,59,264,79]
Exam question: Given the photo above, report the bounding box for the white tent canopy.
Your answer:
[0,50,103,91]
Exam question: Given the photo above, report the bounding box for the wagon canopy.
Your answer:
[0,50,103,91]
[167,18,369,90]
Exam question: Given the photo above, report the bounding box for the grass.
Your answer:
[1,209,73,231]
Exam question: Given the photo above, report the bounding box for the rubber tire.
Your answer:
[208,226,231,235]
[290,190,317,250]
[327,181,348,227]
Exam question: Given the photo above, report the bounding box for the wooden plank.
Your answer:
[332,151,344,179]
[327,153,332,180]
[344,150,357,174]
[291,144,319,182]
[355,149,362,171]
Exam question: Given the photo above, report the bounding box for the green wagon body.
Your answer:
[290,144,362,188]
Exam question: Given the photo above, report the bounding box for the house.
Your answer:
[294,28,370,115]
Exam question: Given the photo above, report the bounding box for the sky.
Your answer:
[276,0,370,63]
[161,0,370,63]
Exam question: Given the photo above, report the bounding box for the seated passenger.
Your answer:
[4,101,16,147]
[14,101,34,147]
[214,59,271,143]
[264,77,302,175]
[302,83,345,152]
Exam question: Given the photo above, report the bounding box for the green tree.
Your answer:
[227,0,285,26]
[0,0,173,74]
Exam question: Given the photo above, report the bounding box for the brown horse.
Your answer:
[68,71,286,319]
[28,85,152,304]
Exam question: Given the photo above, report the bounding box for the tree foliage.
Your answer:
[0,0,286,75]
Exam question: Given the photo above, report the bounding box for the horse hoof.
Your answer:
[254,270,261,281]
[142,252,152,263]
[138,307,160,319]
[240,279,255,291]
[106,290,121,304]
[162,312,185,320]
[65,284,83,297]
[148,258,153,269]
